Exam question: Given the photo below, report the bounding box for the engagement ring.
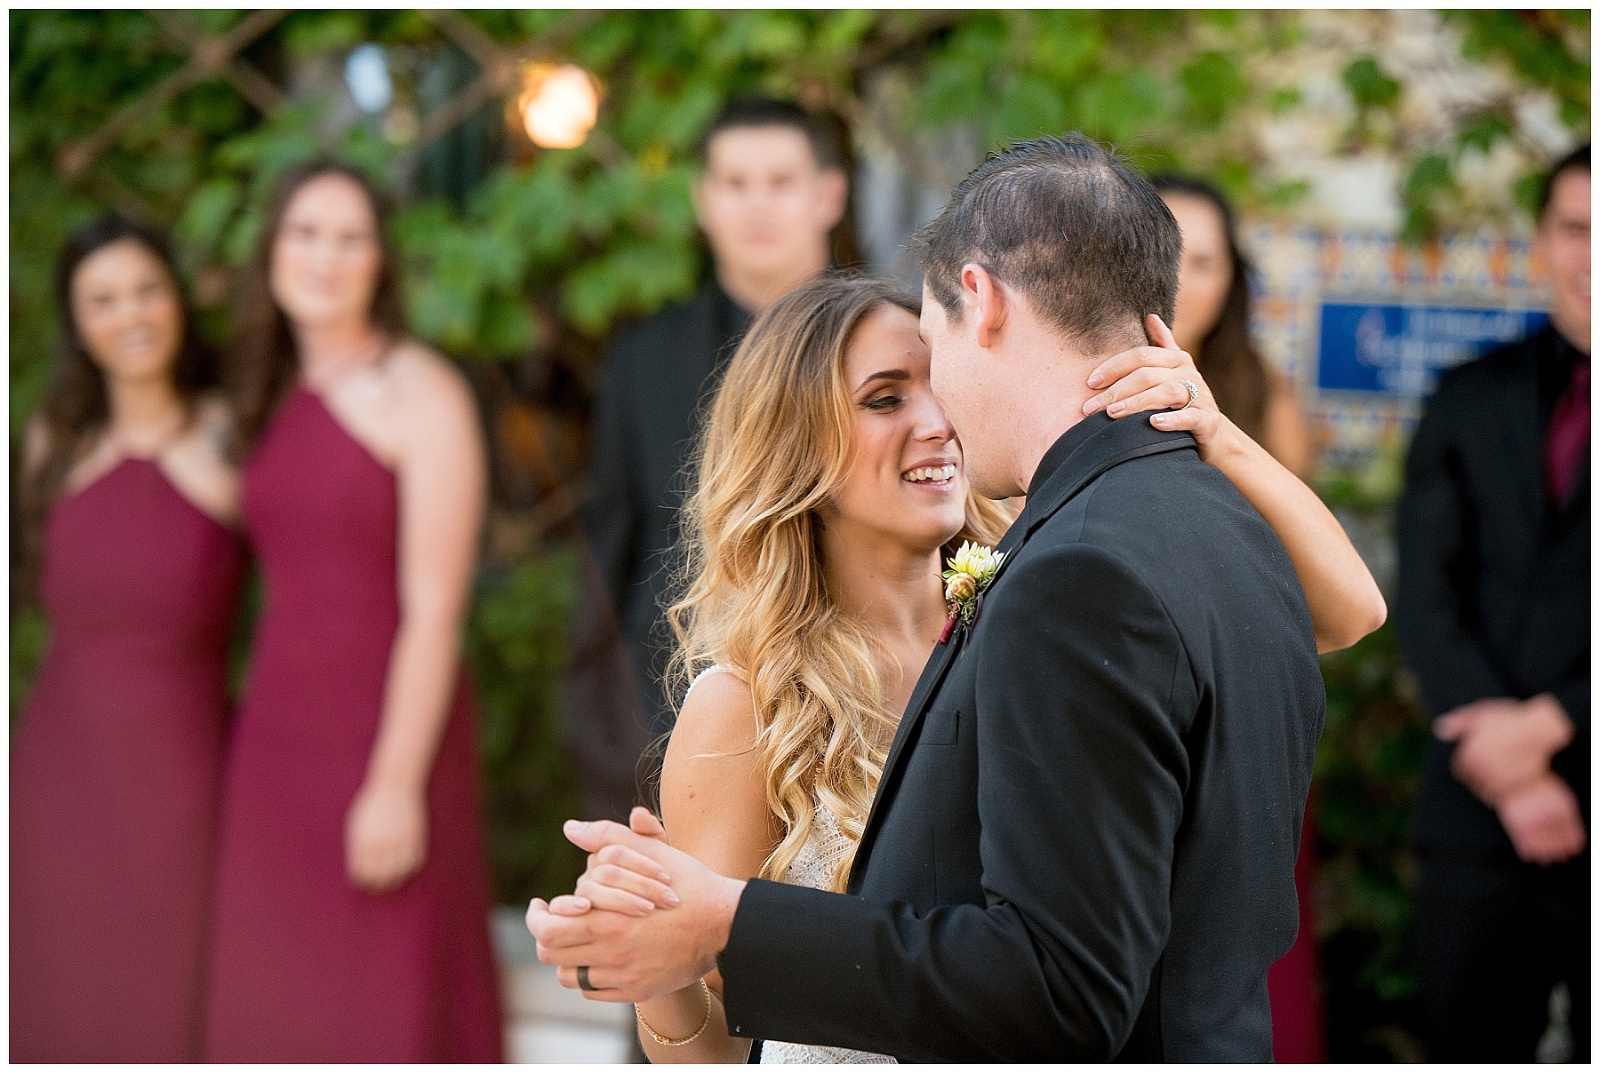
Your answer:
[1178,379,1199,409]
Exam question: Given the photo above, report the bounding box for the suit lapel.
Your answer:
[869,634,961,808]
[849,413,1198,886]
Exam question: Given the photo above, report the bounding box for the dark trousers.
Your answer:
[1418,847,1590,1062]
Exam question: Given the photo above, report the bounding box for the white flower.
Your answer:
[949,541,1004,583]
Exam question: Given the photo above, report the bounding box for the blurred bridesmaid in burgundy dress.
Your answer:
[1156,174,1326,1063]
[12,216,245,1061]
[202,161,502,1061]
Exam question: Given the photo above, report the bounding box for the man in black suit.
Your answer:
[1395,144,1589,1062]
[530,134,1326,1061]
[567,98,848,815]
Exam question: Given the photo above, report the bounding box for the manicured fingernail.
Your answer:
[1151,414,1170,427]
[636,899,653,914]
[572,897,591,910]
[1087,371,1106,388]
[1108,403,1124,416]
[662,890,680,907]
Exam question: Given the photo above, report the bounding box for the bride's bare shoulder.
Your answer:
[661,666,773,872]
[671,666,758,757]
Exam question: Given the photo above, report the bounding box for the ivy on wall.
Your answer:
[12,10,1588,418]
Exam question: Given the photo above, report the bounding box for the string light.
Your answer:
[345,44,392,114]
[517,62,600,149]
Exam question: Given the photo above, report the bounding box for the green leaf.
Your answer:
[1343,56,1401,111]
[10,607,49,726]
[560,239,698,335]
[1404,152,1453,204]
[1513,170,1546,220]
[1265,178,1312,208]
[406,268,479,351]
[1181,51,1247,128]
[1213,157,1253,205]
[1024,11,1102,81]
[1457,111,1512,156]
[222,204,264,267]
[816,10,875,55]
[1072,69,1164,143]
[175,177,241,253]
[985,76,1067,145]
[478,294,539,357]
[281,10,369,58]
[913,56,989,126]
[1267,86,1302,116]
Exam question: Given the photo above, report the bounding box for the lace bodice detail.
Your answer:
[777,800,854,893]
[687,667,897,1065]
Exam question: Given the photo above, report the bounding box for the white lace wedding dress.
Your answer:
[690,668,895,1065]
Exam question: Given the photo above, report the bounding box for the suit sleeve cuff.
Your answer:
[717,878,873,1043]
[1552,678,1589,739]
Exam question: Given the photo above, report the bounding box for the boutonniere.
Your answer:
[938,541,1006,645]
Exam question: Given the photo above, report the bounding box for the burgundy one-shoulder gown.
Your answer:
[11,458,246,1062]
[203,386,502,1062]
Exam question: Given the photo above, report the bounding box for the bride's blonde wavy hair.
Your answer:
[665,275,1012,892]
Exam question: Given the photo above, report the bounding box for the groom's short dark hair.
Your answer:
[918,133,1181,355]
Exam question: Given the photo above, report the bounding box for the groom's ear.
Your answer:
[961,263,1007,349]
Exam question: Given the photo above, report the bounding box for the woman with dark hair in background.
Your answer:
[1154,174,1323,1062]
[202,161,502,1061]
[1155,175,1315,477]
[11,216,245,1061]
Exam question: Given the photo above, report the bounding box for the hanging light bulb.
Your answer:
[517,62,600,150]
[345,44,393,114]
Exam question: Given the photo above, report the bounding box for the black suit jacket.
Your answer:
[579,282,751,739]
[1396,327,1590,849]
[717,412,1326,1062]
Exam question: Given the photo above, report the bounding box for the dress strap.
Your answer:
[685,663,748,701]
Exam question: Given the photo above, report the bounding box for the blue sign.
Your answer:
[1316,302,1549,399]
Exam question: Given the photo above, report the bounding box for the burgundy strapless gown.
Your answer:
[203,386,502,1062]
[11,458,246,1062]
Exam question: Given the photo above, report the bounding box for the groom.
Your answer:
[528,133,1325,1061]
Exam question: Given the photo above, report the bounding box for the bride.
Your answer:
[548,275,1384,1063]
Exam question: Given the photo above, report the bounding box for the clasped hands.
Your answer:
[1435,692,1584,865]
[525,808,744,1003]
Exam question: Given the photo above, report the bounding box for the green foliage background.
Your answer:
[9,9,1588,1060]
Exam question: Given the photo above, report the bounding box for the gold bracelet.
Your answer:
[636,978,712,1047]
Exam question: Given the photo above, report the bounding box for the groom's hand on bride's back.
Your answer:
[525,807,747,1003]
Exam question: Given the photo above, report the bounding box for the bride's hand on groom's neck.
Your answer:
[1081,314,1234,454]
[526,808,747,1003]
